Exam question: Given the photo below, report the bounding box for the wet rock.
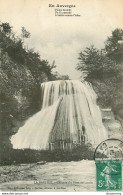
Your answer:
[36,161,46,165]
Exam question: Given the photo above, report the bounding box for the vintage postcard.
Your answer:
[0,0,123,192]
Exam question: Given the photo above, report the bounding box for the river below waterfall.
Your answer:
[0,160,96,191]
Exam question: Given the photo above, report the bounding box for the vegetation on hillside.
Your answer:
[0,22,71,164]
[0,22,58,152]
[0,22,56,80]
[76,28,123,120]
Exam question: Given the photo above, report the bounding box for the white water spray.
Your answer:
[11,80,107,150]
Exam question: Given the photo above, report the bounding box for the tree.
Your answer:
[76,29,123,119]
[76,45,118,81]
[0,22,12,35]
[105,28,123,64]
[21,27,30,43]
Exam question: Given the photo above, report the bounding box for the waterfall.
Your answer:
[10,80,107,150]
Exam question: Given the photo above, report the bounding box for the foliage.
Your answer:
[21,26,30,42]
[6,39,25,63]
[76,45,121,80]
[76,28,123,119]
[0,22,12,34]
[105,28,123,64]
[0,22,55,78]
[0,22,58,156]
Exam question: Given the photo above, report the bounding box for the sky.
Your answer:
[0,0,123,79]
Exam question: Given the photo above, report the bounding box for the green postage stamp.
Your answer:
[96,159,122,191]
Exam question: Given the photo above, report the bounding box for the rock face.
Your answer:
[0,48,48,149]
[91,79,123,141]
[101,108,123,141]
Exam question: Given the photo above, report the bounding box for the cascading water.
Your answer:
[10,80,107,150]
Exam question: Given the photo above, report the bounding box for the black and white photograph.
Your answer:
[0,0,123,192]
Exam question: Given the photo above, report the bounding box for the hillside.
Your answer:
[0,23,55,150]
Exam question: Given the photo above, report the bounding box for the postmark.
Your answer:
[94,139,123,191]
[94,138,123,160]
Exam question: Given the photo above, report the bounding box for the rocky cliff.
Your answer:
[0,46,49,150]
